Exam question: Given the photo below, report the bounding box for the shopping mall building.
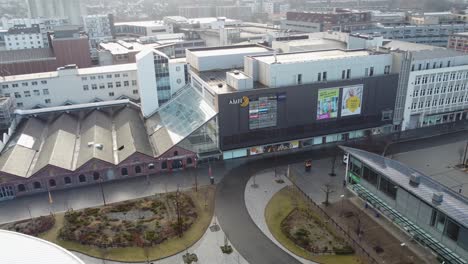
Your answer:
[0,41,467,201]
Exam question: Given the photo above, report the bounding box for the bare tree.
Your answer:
[321,184,335,207]
[175,187,182,237]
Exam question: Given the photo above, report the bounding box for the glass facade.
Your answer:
[153,53,171,106]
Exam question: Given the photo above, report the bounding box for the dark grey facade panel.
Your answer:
[217,74,399,151]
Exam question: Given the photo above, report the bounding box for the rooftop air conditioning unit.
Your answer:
[87,142,94,147]
[95,143,103,150]
[409,172,421,186]
[432,192,443,204]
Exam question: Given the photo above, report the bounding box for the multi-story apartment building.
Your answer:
[83,14,114,50]
[1,17,70,48]
[4,25,44,50]
[448,32,468,53]
[385,41,468,131]
[114,21,173,38]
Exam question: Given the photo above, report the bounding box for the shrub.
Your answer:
[220,245,233,254]
[333,245,355,255]
[83,208,100,217]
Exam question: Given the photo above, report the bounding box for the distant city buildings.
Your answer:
[448,32,468,53]
[1,17,70,49]
[0,27,91,76]
[114,21,173,37]
[83,14,114,51]
[26,0,86,25]
[352,24,468,47]
[4,24,44,50]
[282,9,373,33]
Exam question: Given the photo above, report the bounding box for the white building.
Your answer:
[4,25,44,50]
[1,17,70,48]
[83,14,114,50]
[136,49,188,116]
[114,21,173,37]
[243,49,392,88]
[0,48,189,112]
[385,41,468,130]
[0,64,140,109]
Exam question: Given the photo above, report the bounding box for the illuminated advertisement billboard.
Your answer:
[317,88,339,120]
[341,85,363,117]
[250,141,299,155]
[249,95,278,130]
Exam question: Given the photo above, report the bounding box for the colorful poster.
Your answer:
[341,85,363,117]
[317,88,339,120]
[250,146,264,156]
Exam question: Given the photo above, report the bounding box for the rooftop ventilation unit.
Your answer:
[95,144,103,150]
[432,192,443,204]
[87,142,94,147]
[217,83,223,88]
[233,70,240,75]
[409,172,421,187]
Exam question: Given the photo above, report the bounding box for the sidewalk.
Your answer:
[244,169,317,264]
[0,164,226,225]
[73,216,249,264]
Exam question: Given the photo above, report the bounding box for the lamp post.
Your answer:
[99,177,106,206]
[340,194,345,216]
[399,242,406,263]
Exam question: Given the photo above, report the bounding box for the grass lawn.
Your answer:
[39,186,216,262]
[265,187,362,264]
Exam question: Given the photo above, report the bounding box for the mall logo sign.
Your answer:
[229,96,249,107]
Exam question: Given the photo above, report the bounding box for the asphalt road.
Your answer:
[215,148,343,264]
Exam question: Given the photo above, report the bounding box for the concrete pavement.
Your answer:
[244,169,316,264]
[0,163,226,224]
[388,130,468,196]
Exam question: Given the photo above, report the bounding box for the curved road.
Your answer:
[215,148,340,264]
[215,131,468,264]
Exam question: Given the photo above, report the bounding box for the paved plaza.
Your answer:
[388,131,468,196]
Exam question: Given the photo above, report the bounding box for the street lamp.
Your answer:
[99,177,106,206]
[399,242,406,263]
[340,194,345,217]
